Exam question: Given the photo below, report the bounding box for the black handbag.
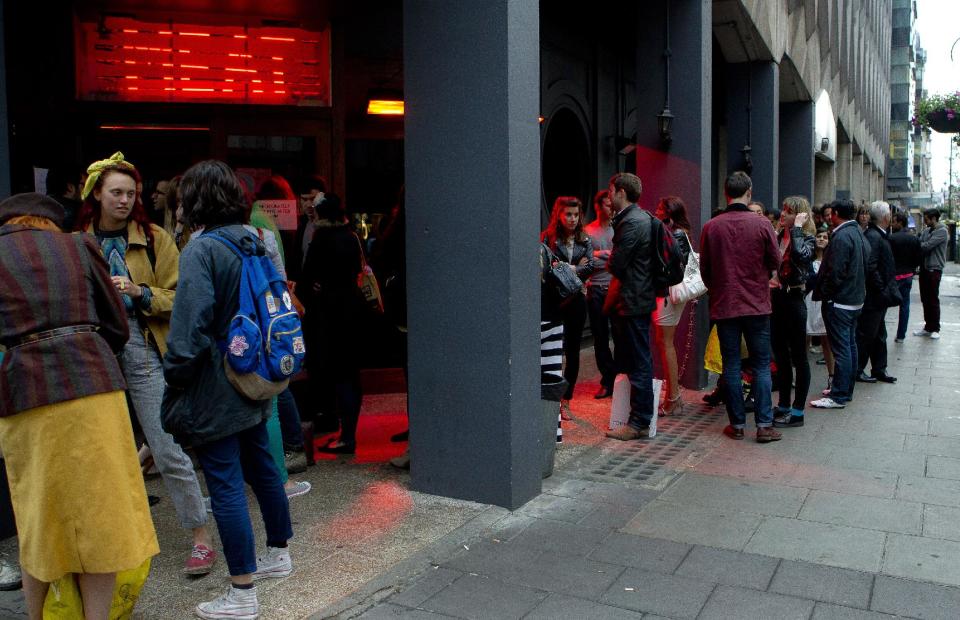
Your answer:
[541,242,583,305]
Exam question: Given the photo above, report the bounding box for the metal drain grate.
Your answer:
[581,405,724,487]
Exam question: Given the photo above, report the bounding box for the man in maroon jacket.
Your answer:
[700,171,782,443]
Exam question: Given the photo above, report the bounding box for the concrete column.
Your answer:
[874,170,882,200]
[404,0,542,509]
[836,142,852,200]
[779,102,815,202]
[814,158,836,207]
[863,162,872,202]
[635,0,712,389]
[851,152,864,203]
[0,0,10,197]
[726,62,779,209]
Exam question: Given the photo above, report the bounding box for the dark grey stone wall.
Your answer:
[403,0,542,510]
[726,62,779,209]
[779,102,815,203]
[0,0,10,197]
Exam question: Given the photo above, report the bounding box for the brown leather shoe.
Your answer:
[605,426,646,441]
[756,427,783,443]
[724,425,744,440]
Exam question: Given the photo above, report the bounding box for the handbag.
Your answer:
[541,242,583,306]
[668,232,707,305]
[355,234,384,313]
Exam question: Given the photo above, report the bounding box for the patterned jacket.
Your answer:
[0,225,128,417]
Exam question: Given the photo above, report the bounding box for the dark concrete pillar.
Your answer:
[836,141,852,200]
[726,62,779,208]
[779,102,815,202]
[403,0,542,509]
[0,0,10,197]
[634,0,712,390]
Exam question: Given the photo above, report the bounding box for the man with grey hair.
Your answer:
[856,200,899,384]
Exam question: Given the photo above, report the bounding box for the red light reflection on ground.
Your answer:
[318,481,414,546]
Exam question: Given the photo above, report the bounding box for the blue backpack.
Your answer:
[207,231,306,400]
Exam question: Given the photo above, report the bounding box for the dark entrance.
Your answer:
[541,107,590,222]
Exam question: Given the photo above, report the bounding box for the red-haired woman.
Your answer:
[77,152,216,575]
[541,197,595,419]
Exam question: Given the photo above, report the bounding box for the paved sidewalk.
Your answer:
[324,266,960,620]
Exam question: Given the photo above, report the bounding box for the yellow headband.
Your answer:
[81,151,137,200]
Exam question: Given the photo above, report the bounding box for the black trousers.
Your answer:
[560,294,587,400]
[856,306,889,375]
[586,284,616,390]
[919,269,942,333]
[771,288,810,411]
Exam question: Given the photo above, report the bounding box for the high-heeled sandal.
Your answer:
[821,375,833,396]
[659,395,684,416]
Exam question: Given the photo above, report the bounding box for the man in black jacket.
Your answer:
[889,209,922,342]
[604,172,657,441]
[811,199,870,409]
[855,201,898,384]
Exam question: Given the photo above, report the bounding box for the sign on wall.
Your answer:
[256,199,298,231]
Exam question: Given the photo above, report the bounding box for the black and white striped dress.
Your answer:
[541,319,564,443]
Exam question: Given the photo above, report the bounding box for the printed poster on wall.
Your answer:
[257,199,298,231]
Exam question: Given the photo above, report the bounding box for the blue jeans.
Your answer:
[823,303,860,404]
[195,420,293,576]
[611,313,654,430]
[716,315,773,428]
[895,277,913,341]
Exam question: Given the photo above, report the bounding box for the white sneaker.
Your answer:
[196,585,258,620]
[914,329,932,337]
[810,397,845,409]
[253,546,292,581]
[0,558,21,591]
[931,332,941,340]
[285,480,311,500]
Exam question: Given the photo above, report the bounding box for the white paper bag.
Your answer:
[610,374,661,438]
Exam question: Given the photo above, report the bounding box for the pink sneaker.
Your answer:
[183,544,217,575]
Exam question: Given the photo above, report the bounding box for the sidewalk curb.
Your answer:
[308,503,511,619]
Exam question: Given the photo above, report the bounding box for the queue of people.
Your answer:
[542,170,949,445]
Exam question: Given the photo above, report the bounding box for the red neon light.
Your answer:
[76,16,331,105]
[100,124,210,131]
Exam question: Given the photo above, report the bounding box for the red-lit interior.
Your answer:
[75,15,331,106]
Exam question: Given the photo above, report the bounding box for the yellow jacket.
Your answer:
[85,220,179,356]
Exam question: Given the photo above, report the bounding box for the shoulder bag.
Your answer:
[668,231,707,305]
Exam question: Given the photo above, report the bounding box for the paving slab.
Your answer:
[903,434,960,457]
[925,455,960,480]
[622,500,762,550]
[387,567,463,609]
[419,573,547,620]
[357,604,459,619]
[815,430,906,452]
[522,593,645,620]
[768,560,874,608]
[921,504,960,542]
[599,568,714,619]
[882,534,960,587]
[835,415,929,436]
[909,405,960,420]
[575,502,643,531]
[688,452,800,484]
[811,602,902,619]
[872,574,960,620]
[743,517,885,572]
[515,493,599,524]
[797,490,922,535]
[821,447,926,477]
[674,546,779,590]
[928,419,960,438]
[507,518,610,557]
[484,550,626,600]
[697,585,814,620]
[587,532,690,573]
[896,475,960,508]
[658,473,808,517]
[542,478,659,508]
[783,466,898,499]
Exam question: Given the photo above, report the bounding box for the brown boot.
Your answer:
[756,427,783,443]
[605,426,647,441]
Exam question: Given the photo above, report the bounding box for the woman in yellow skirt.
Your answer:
[0,193,158,619]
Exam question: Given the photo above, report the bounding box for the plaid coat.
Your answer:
[0,225,128,417]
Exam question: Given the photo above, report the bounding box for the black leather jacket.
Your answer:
[543,234,595,281]
[775,226,815,289]
[606,204,656,316]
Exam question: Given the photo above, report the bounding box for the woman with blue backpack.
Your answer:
[162,160,294,620]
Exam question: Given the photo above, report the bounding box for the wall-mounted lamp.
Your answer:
[820,136,830,152]
[740,144,754,175]
[658,0,674,148]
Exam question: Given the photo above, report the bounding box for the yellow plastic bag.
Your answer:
[704,325,723,374]
[43,558,151,619]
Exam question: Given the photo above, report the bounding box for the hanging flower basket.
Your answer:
[914,91,960,134]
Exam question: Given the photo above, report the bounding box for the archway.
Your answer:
[541,107,590,224]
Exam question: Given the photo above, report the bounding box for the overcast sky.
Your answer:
[915,0,959,192]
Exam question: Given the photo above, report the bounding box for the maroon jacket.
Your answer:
[700,203,780,320]
[0,225,128,417]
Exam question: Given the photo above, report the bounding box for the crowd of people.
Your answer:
[541,170,949,444]
[0,153,400,619]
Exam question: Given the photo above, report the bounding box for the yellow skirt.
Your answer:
[0,391,159,582]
